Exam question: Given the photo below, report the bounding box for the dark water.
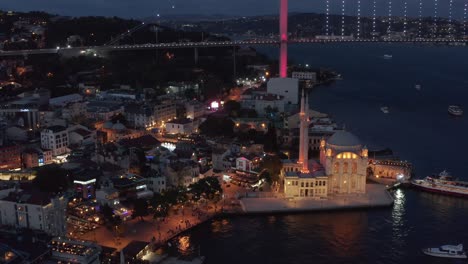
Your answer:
[173,44,468,263]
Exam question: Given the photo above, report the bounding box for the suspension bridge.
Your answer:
[1,0,467,75]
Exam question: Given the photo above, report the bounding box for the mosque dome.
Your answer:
[327,130,362,148]
[103,121,113,129]
[112,122,126,131]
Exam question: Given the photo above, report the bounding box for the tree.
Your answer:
[199,116,234,137]
[101,204,114,223]
[184,88,197,99]
[260,155,283,184]
[33,165,70,193]
[189,176,222,201]
[223,100,241,117]
[263,124,279,153]
[132,198,149,221]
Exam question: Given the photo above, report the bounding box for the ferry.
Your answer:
[422,244,467,259]
[380,106,389,114]
[383,54,393,59]
[448,105,463,116]
[411,170,468,197]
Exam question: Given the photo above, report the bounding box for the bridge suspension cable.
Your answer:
[372,0,377,39]
[325,0,330,36]
[341,0,346,38]
[403,0,408,36]
[448,0,453,37]
[356,0,361,39]
[464,2,468,39]
[387,0,393,35]
[433,0,439,38]
[418,0,423,38]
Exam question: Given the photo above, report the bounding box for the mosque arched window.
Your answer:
[352,162,357,173]
[334,162,340,174]
[343,162,349,173]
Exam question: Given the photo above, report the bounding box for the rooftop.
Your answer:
[2,189,61,206]
[44,125,67,133]
[118,135,160,149]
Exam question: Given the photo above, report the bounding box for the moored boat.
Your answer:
[448,105,463,116]
[411,170,468,197]
[415,84,421,91]
[380,106,389,114]
[422,244,467,259]
[384,54,392,59]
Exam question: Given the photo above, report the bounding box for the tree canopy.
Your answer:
[132,198,149,221]
[188,176,222,201]
[199,116,234,137]
[32,165,70,193]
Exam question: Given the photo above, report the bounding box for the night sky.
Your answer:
[2,0,466,19]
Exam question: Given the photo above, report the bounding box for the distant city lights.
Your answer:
[210,101,219,110]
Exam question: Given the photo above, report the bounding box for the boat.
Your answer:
[411,170,468,197]
[448,105,463,116]
[422,244,467,259]
[415,84,421,91]
[384,54,392,59]
[380,106,389,114]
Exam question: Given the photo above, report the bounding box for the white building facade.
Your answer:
[0,192,67,236]
[40,125,69,156]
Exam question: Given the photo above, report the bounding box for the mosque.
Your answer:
[281,90,368,199]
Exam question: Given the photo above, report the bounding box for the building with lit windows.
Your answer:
[40,125,69,156]
[165,118,194,135]
[50,237,101,264]
[154,101,177,127]
[0,190,67,236]
[282,90,368,198]
[319,130,368,194]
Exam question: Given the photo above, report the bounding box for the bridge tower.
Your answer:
[279,0,288,78]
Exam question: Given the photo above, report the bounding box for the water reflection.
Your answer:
[210,218,232,235]
[177,236,192,255]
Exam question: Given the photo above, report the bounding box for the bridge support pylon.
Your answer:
[279,0,288,78]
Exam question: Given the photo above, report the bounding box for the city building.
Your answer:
[282,90,329,198]
[86,101,124,121]
[0,144,21,170]
[232,118,269,133]
[50,237,101,264]
[185,100,205,120]
[165,118,194,135]
[68,125,95,146]
[22,148,53,168]
[154,101,177,126]
[165,159,201,187]
[74,177,97,200]
[0,189,67,236]
[292,71,317,82]
[319,130,368,194]
[241,93,285,116]
[146,174,166,194]
[40,125,69,156]
[267,77,299,105]
[125,103,156,129]
[49,93,83,107]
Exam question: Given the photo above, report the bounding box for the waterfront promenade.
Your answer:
[240,184,394,213]
[79,183,392,252]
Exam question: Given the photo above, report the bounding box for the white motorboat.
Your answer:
[415,84,421,91]
[380,106,389,114]
[448,105,463,116]
[422,244,467,259]
[384,54,392,59]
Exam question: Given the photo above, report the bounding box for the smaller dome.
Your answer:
[327,130,361,147]
[103,121,113,129]
[112,122,126,130]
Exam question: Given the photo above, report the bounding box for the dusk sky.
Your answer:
[2,0,465,19]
